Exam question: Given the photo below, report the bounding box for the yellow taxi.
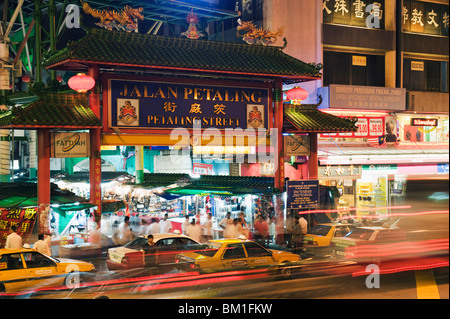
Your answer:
[0,247,95,294]
[303,222,354,248]
[175,238,301,279]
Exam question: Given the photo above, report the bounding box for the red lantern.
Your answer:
[68,73,95,93]
[56,75,63,82]
[286,86,308,104]
[22,75,30,83]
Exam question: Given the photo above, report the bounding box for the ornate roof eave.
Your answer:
[45,58,321,83]
[284,96,358,134]
[0,93,102,129]
[43,28,322,84]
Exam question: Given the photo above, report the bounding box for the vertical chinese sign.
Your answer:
[0,207,38,247]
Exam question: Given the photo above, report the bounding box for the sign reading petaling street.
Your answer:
[106,77,270,131]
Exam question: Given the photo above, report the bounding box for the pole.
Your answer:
[37,128,51,235]
[308,132,318,179]
[88,65,102,225]
[274,79,285,192]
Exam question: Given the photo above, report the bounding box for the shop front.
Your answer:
[316,84,448,219]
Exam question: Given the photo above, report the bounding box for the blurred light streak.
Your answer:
[297,205,412,215]
[0,268,271,298]
[339,210,449,220]
[351,258,449,276]
[345,239,449,259]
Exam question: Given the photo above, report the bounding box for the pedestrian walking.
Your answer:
[5,225,23,249]
[159,213,173,233]
[187,219,203,242]
[254,214,269,246]
[203,213,213,242]
[291,216,303,249]
[140,234,159,267]
[182,215,190,235]
[33,234,51,256]
[114,216,133,246]
[219,212,233,238]
[146,218,160,235]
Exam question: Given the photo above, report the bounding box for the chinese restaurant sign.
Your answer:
[287,180,319,210]
[0,207,38,246]
[106,77,270,131]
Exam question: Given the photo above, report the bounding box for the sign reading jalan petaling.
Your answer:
[106,77,270,131]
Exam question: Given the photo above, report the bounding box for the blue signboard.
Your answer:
[108,78,269,130]
[437,163,449,174]
[286,180,319,210]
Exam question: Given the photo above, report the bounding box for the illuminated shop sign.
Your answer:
[284,135,311,156]
[402,0,449,36]
[320,164,362,179]
[50,132,90,158]
[323,0,385,29]
[329,84,406,111]
[411,118,438,126]
[320,116,385,138]
[107,78,270,130]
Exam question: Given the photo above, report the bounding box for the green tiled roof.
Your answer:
[284,104,358,133]
[0,94,101,129]
[44,29,321,83]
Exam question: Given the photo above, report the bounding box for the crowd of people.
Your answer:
[2,209,309,256]
[110,209,309,248]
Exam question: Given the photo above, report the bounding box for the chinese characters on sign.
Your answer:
[108,78,269,130]
[0,208,38,247]
[323,0,385,29]
[320,164,362,179]
[403,1,449,36]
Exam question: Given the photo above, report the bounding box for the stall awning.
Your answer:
[0,94,101,129]
[0,182,89,208]
[140,173,275,196]
[284,103,358,133]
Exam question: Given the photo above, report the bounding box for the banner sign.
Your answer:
[0,207,38,247]
[286,180,319,210]
[107,77,270,131]
[51,132,90,158]
[320,116,385,138]
[329,84,406,111]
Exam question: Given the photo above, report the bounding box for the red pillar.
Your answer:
[274,79,285,192]
[37,128,51,235]
[88,65,102,224]
[308,132,318,180]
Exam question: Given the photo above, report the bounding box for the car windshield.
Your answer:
[193,242,221,257]
[308,225,332,236]
[345,228,374,240]
[124,237,148,248]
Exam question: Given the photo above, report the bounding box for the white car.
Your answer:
[106,233,203,270]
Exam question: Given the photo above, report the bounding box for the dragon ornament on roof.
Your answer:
[80,0,144,32]
[237,19,285,46]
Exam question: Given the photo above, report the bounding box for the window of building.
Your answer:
[403,59,449,92]
[323,51,385,87]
